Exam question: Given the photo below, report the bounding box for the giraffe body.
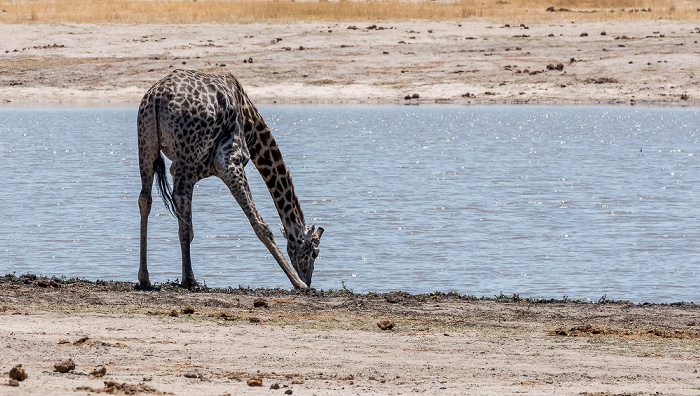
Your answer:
[137,69,323,289]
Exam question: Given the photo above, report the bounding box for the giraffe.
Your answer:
[137,69,323,289]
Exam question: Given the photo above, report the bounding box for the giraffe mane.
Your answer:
[287,169,305,225]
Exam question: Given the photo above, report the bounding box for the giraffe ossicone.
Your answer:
[137,69,323,289]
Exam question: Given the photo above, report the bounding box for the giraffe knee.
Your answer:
[253,224,274,242]
[139,191,152,214]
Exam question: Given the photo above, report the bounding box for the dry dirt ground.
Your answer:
[1,20,700,105]
[0,275,698,395]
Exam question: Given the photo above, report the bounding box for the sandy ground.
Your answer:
[1,20,700,105]
[0,275,699,395]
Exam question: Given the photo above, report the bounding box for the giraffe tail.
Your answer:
[153,153,178,219]
[150,93,185,224]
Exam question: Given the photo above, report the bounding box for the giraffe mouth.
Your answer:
[300,273,312,287]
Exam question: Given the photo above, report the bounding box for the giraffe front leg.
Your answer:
[216,162,308,289]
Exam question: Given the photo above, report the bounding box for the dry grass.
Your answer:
[0,0,698,24]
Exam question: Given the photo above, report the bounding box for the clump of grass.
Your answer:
[0,0,697,24]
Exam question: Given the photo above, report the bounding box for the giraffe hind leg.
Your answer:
[171,173,198,288]
[138,186,152,288]
[138,154,156,288]
[137,94,162,289]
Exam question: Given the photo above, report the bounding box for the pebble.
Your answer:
[377,319,395,330]
[9,365,28,381]
[54,359,76,373]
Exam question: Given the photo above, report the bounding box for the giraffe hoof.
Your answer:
[135,282,154,291]
[181,279,200,289]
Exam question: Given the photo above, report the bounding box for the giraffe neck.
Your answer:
[245,110,307,243]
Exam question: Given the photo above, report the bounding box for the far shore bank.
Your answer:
[2,20,700,106]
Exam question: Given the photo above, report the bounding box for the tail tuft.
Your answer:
[153,154,178,217]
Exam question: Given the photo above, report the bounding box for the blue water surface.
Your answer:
[0,105,698,302]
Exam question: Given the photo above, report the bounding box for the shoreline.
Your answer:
[3,97,700,109]
[3,274,699,306]
[3,20,700,106]
[1,274,699,395]
[5,273,700,306]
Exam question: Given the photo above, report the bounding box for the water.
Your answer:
[0,105,698,302]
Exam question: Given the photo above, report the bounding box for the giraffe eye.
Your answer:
[311,250,318,259]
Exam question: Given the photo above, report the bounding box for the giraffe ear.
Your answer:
[312,227,324,245]
[280,224,288,240]
[306,224,316,239]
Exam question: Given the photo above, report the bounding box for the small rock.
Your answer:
[181,306,195,315]
[169,309,179,317]
[377,319,395,330]
[285,389,293,395]
[92,366,107,378]
[580,32,588,37]
[184,372,199,379]
[54,359,76,373]
[102,381,140,394]
[248,317,261,323]
[247,377,263,387]
[8,379,19,387]
[404,95,412,100]
[412,93,420,99]
[270,383,280,389]
[216,312,235,320]
[253,298,268,308]
[9,365,28,381]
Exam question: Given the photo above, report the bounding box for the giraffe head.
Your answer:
[283,225,324,286]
